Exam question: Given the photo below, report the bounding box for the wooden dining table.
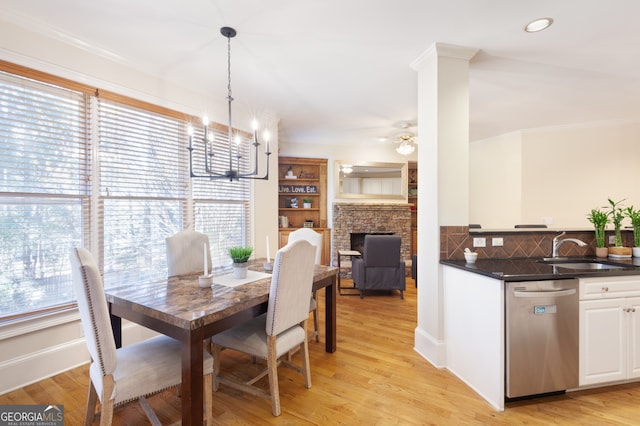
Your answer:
[105,259,337,425]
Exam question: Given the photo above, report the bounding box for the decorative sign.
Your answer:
[279,185,318,194]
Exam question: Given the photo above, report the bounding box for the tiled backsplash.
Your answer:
[440,226,635,260]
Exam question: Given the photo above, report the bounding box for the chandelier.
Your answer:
[188,27,271,181]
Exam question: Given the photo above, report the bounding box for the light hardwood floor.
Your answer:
[2,279,640,425]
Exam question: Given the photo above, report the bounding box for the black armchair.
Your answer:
[352,235,406,299]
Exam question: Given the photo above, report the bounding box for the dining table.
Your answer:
[105,258,337,425]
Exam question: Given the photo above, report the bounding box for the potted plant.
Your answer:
[607,198,632,256]
[303,197,312,208]
[587,207,609,258]
[229,246,253,279]
[625,205,640,257]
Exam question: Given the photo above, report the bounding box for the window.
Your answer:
[0,66,252,319]
[0,72,89,318]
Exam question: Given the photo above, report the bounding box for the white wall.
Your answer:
[469,132,522,228]
[470,121,640,229]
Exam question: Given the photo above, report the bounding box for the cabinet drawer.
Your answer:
[580,276,640,300]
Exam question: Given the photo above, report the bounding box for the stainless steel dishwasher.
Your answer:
[505,279,579,398]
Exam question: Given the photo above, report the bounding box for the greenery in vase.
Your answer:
[587,207,609,248]
[607,198,626,247]
[303,197,312,204]
[228,246,253,264]
[625,206,640,247]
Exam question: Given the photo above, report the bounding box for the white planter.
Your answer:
[633,247,640,258]
[303,202,311,209]
[232,263,248,279]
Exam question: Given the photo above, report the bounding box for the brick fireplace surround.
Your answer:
[332,202,412,268]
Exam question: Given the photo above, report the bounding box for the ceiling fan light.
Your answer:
[396,142,415,156]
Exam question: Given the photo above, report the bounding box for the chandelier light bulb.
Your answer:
[202,116,209,126]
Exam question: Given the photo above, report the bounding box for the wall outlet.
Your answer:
[609,235,616,244]
[473,237,486,247]
[492,237,504,247]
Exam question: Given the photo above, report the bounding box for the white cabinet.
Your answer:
[579,276,640,386]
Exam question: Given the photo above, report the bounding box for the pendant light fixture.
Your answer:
[188,27,271,181]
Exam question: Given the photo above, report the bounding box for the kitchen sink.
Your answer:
[540,260,625,270]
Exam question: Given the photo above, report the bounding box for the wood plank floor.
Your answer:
[2,279,640,425]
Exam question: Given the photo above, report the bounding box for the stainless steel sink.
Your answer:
[541,260,625,270]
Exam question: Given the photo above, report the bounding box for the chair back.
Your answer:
[287,228,322,265]
[363,235,401,267]
[70,247,117,377]
[165,229,211,277]
[266,240,316,336]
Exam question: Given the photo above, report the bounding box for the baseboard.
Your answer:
[413,326,446,368]
[0,338,90,395]
[0,321,159,395]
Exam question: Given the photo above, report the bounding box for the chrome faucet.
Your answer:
[551,231,588,258]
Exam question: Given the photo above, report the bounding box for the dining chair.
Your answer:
[210,239,317,416]
[165,229,211,277]
[287,228,322,342]
[70,247,214,425]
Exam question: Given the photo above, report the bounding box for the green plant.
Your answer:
[587,207,609,248]
[228,246,253,263]
[625,206,640,247]
[303,197,312,203]
[607,198,626,247]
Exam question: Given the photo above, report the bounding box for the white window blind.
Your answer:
[0,72,89,318]
[0,65,254,319]
[98,99,187,287]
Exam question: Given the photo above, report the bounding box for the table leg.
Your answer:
[108,304,122,348]
[182,330,204,425]
[325,275,337,353]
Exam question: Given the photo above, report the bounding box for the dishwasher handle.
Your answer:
[514,288,576,298]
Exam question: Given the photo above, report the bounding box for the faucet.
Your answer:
[551,231,588,258]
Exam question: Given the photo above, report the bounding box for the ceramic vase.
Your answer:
[233,262,248,279]
[595,247,608,258]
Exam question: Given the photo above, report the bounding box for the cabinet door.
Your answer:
[628,297,640,379]
[579,299,626,386]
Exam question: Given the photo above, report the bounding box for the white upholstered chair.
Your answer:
[287,228,322,342]
[211,239,317,416]
[165,229,211,277]
[70,247,214,425]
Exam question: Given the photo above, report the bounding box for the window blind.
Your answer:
[98,98,187,287]
[0,72,89,318]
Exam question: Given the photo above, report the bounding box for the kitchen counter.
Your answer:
[440,256,640,281]
[440,255,640,411]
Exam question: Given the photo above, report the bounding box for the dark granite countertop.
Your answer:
[440,257,640,282]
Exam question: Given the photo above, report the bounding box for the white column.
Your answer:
[411,43,477,367]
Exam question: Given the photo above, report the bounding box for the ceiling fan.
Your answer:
[378,121,417,155]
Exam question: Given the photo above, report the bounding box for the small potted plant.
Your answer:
[229,246,253,279]
[625,205,640,257]
[303,197,312,208]
[587,207,610,258]
[607,198,631,257]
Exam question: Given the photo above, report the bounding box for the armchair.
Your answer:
[352,235,405,299]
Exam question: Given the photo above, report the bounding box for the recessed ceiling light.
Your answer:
[524,17,553,33]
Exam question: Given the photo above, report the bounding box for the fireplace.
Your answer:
[332,202,412,273]
[350,232,393,255]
